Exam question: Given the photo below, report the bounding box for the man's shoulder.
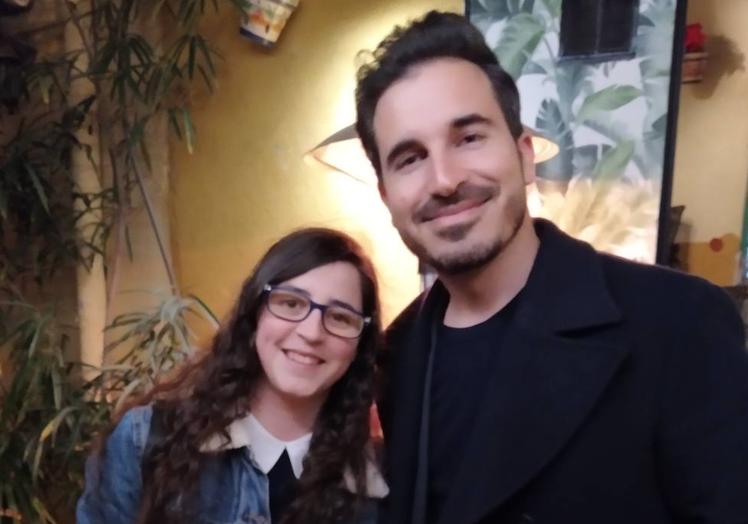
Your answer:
[596,249,733,312]
[384,291,426,346]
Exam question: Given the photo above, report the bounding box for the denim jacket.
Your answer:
[76,405,387,524]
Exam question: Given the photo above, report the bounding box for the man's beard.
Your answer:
[402,187,527,276]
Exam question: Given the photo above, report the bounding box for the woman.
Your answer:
[77,228,387,524]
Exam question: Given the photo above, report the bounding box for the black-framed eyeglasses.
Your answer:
[262,284,371,339]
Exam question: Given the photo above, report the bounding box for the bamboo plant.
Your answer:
[0,0,245,521]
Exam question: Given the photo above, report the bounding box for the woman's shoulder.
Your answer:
[107,404,154,459]
[76,405,154,523]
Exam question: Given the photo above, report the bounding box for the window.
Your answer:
[560,0,639,60]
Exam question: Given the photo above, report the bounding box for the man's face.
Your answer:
[372,58,535,275]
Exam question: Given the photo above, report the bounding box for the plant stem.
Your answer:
[131,160,177,292]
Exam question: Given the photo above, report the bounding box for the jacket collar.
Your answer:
[202,414,310,478]
[201,413,389,499]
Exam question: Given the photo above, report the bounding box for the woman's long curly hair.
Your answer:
[99,228,382,524]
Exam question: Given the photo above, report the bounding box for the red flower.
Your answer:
[685,23,706,52]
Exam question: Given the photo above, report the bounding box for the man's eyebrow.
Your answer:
[451,113,492,129]
[384,139,422,169]
[382,114,492,169]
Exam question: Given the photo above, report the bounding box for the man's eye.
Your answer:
[396,153,422,170]
[459,133,483,145]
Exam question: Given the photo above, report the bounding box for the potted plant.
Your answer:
[0,1,242,521]
[682,23,708,83]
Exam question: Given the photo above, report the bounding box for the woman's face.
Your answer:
[254,261,364,406]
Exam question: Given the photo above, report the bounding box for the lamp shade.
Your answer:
[307,124,558,185]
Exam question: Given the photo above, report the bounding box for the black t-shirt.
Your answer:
[427,299,518,522]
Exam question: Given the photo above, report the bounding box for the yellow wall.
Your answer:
[171,0,462,327]
[672,0,748,284]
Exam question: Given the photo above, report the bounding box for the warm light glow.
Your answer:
[307,124,559,185]
[307,126,376,185]
[531,131,560,164]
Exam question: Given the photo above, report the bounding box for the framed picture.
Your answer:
[467,0,687,264]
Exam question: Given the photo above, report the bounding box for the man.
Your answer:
[354,11,748,524]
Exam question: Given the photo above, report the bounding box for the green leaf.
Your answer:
[169,34,190,65]
[196,35,216,75]
[139,136,153,171]
[0,185,8,221]
[51,364,63,410]
[494,13,545,79]
[592,141,635,180]
[535,98,574,182]
[520,0,535,12]
[188,36,197,79]
[197,64,214,93]
[474,0,512,18]
[26,314,47,358]
[576,85,641,123]
[31,496,57,524]
[523,60,550,75]
[114,378,142,415]
[151,0,169,20]
[182,108,195,154]
[650,113,667,135]
[36,74,54,105]
[167,108,183,139]
[556,63,593,121]
[187,293,220,328]
[39,406,77,447]
[24,165,50,214]
[540,0,561,18]
[93,41,117,74]
[229,0,251,9]
[125,224,134,261]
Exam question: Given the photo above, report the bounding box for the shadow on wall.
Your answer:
[689,34,746,99]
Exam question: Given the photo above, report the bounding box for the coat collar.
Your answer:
[201,414,389,499]
[383,219,629,524]
[512,218,622,332]
[419,218,623,334]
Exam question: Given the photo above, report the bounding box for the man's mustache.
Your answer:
[414,184,498,223]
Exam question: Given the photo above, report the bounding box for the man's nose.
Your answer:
[428,150,464,197]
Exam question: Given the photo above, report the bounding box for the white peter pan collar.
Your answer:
[201,413,389,498]
[249,414,311,478]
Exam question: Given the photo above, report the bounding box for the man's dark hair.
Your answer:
[355,10,524,177]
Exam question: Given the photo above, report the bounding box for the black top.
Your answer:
[427,297,520,522]
[268,449,299,522]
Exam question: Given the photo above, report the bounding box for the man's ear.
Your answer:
[517,131,537,185]
[377,178,387,201]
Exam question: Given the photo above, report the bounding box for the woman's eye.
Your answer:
[274,295,305,309]
[330,312,353,325]
[284,299,304,308]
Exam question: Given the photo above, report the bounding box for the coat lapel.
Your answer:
[381,283,447,524]
[437,220,630,524]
